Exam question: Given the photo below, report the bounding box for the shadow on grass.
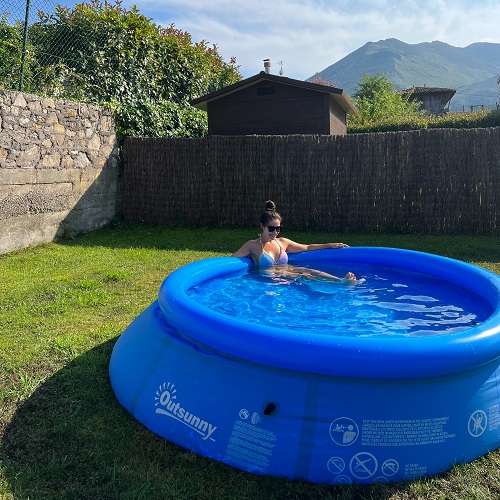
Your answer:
[1,339,230,499]
[58,220,250,255]
[1,339,423,500]
[58,220,500,266]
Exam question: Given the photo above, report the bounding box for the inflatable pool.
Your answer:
[109,247,500,484]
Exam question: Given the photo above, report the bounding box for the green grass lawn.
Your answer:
[1,222,500,499]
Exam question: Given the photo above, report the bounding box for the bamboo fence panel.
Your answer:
[122,127,500,235]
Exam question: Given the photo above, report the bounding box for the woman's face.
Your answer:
[262,217,282,240]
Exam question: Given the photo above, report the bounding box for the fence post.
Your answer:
[19,0,31,91]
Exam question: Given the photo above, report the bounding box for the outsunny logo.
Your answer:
[154,382,217,441]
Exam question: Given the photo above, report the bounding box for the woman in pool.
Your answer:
[232,200,362,283]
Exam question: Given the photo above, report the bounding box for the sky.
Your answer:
[11,0,500,80]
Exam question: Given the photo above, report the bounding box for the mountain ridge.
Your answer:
[309,39,500,111]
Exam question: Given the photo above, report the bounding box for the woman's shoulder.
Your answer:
[276,237,294,248]
[247,237,261,247]
[232,238,260,256]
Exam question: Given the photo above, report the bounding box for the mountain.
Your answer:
[309,39,500,112]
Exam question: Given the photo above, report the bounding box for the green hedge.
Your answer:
[348,109,500,134]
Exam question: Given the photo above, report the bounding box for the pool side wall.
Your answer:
[109,300,500,484]
[109,247,500,484]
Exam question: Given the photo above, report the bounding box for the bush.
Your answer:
[348,109,500,134]
[11,1,241,139]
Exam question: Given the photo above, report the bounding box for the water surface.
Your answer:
[187,262,492,337]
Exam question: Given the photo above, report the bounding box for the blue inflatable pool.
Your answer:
[109,247,500,484]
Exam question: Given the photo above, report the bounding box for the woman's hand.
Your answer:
[329,242,349,249]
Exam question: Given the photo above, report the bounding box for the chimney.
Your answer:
[263,59,271,74]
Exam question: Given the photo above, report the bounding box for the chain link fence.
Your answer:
[1,0,104,96]
[1,1,243,138]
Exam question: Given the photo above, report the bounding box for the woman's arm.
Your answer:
[279,238,349,254]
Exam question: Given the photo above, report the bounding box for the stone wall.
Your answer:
[0,91,120,255]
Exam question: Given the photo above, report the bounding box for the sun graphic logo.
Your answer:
[154,381,217,441]
[155,381,177,407]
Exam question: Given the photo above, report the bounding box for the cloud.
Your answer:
[119,1,500,80]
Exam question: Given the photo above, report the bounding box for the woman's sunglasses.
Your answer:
[266,225,283,233]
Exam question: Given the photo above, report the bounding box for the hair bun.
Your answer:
[265,200,276,212]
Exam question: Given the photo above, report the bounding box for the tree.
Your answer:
[0,14,28,90]
[349,72,422,127]
[26,0,241,138]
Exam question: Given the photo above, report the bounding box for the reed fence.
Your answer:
[122,128,500,235]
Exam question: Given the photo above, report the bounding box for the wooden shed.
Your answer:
[190,72,358,136]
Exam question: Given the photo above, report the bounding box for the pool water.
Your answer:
[187,262,493,337]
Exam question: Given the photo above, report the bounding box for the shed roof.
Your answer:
[190,71,358,115]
